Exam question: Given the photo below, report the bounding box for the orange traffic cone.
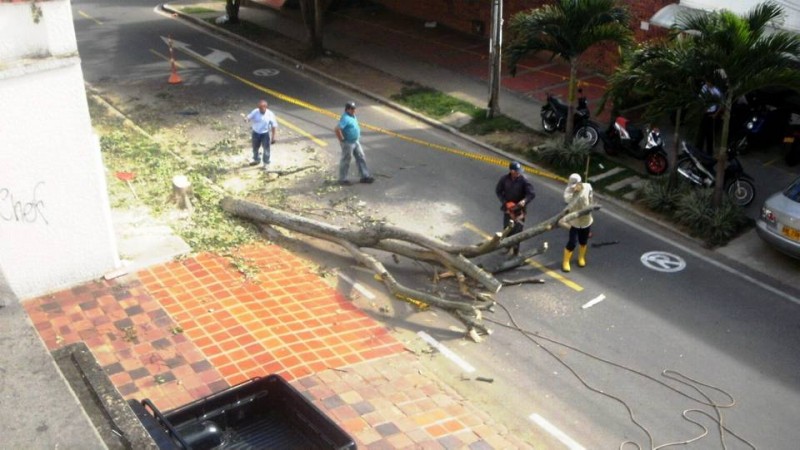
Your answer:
[168,59,182,84]
[167,36,182,85]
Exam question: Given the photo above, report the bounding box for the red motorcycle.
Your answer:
[601,116,668,175]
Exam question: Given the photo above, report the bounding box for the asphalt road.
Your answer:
[72,1,800,448]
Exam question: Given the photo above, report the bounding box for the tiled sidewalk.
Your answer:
[24,244,401,410]
[23,243,529,448]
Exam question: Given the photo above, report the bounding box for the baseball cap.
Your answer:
[509,161,522,171]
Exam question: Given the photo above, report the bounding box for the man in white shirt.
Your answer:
[244,99,278,169]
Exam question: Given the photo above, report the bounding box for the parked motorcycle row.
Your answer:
[540,91,668,176]
[538,92,793,206]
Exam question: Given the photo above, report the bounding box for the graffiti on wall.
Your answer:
[0,181,48,225]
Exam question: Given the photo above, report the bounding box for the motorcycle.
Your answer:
[730,105,769,154]
[540,92,600,148]
[676,141,756,207]
[601,116,668,175]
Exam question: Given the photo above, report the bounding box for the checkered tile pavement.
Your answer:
[23,243,528,448]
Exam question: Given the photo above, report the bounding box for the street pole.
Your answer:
[314,0,323,53]
[487,0,503,118]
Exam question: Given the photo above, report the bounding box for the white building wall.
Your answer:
[0,0,119,301]
[681,0,800,32]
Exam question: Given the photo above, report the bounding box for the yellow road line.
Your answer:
[463,222,492,239]
[150,49,326,147]
[463,222,583,292]
[763,155,782,167]
[165,46,563,180]
[524,259,583,292]
[361,122,564,181]
[279,120,327,147]
[78,10,103,25]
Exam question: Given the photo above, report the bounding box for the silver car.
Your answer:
[756,175,800,259]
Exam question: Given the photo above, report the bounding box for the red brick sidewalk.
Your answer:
[23,243,530,448]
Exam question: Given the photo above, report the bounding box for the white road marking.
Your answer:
[337,273,376,300]
[640,251,686,272]
[602,206,800,305]
[417,331,476,373]
[529,413,586,450]
[581,294,606,309]
[254,68,280,77]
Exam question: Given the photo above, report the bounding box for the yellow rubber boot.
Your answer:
[578,245,588,268]
[562,249,573,272]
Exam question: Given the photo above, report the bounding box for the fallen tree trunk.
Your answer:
[221,196,599,340]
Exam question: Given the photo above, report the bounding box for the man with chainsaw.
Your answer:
[495,161,536,256]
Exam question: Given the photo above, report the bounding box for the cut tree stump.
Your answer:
[171,175,193,210]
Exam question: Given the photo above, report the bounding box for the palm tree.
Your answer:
[506,0,633,144]
[676,1,800,207]
[602,38,705,187]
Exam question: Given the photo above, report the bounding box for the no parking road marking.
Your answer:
[641,251,686,273]
[254,68,280,77]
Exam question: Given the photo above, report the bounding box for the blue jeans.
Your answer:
[339,140,370,181]
[251,131,270,164]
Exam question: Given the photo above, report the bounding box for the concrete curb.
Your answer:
[53,342,159,449]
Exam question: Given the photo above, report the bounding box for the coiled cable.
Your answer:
[485,301,756,449]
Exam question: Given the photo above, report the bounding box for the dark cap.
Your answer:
[345,102,357,110]
[509,161,522,171]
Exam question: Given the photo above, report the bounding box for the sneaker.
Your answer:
[338,180,352,186]
[249,160,260,166]
[359,177,375,184]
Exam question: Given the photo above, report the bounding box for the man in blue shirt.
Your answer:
[244,99,278,169]
[334,102,374,185]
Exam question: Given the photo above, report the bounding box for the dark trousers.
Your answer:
[565,226,591,251]
[251,131,270,164]
[696,114,719,155]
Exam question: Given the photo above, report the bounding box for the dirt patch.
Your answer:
[481,131,545,155]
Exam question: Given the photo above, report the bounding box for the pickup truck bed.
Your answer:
[129,374,356,450]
